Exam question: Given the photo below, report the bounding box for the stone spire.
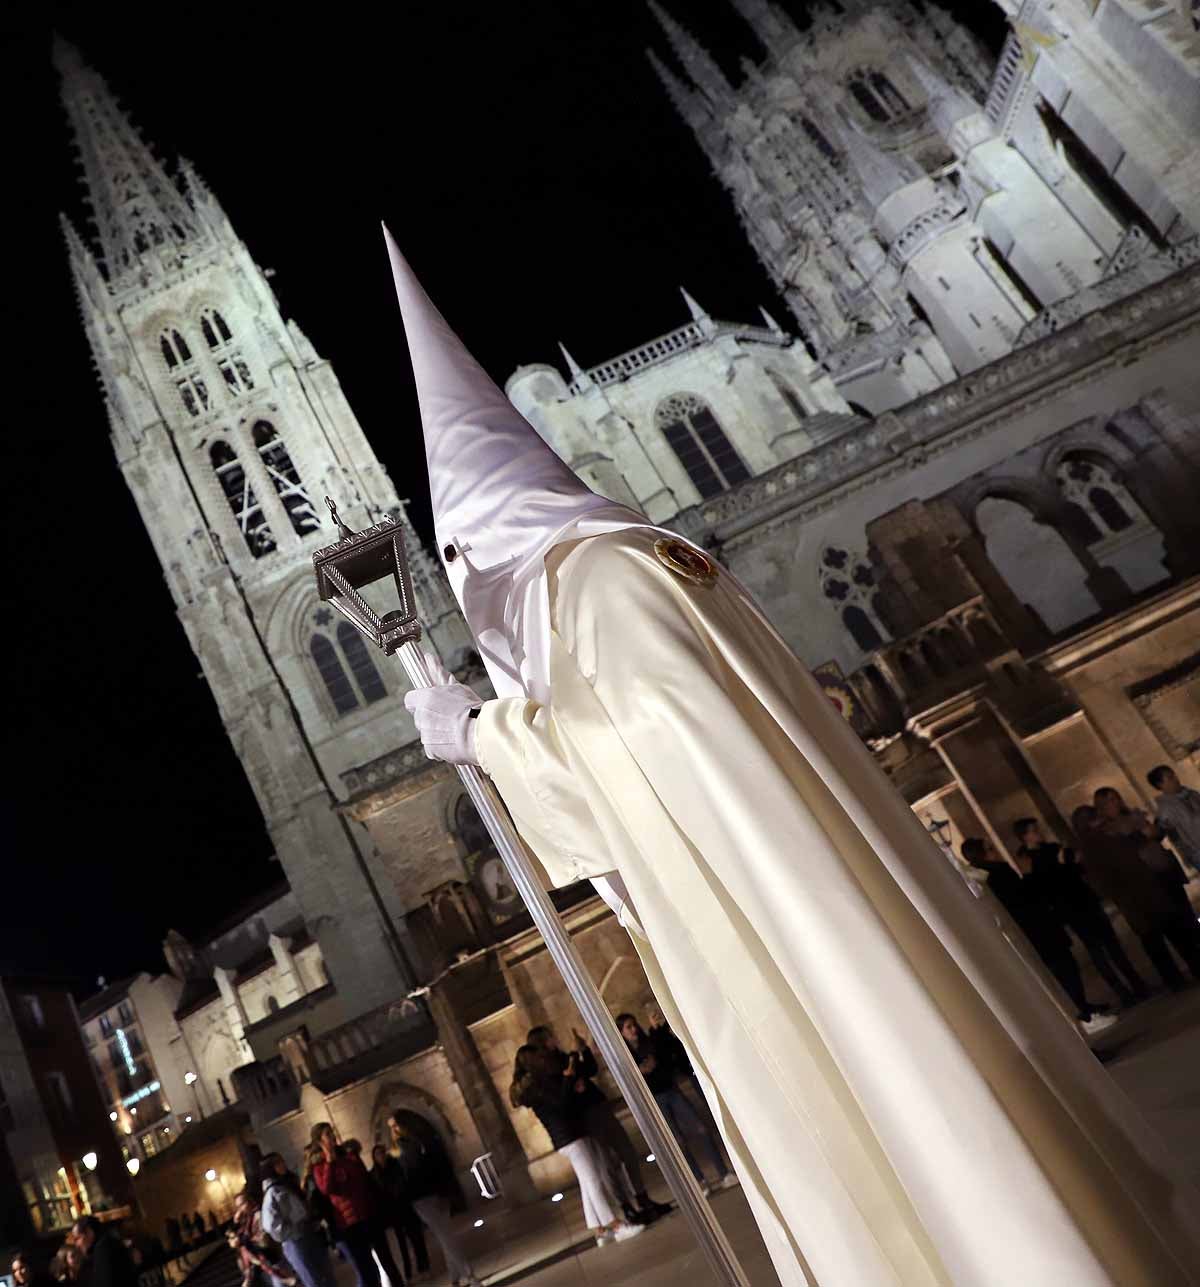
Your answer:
[647,1,731,107]
[55,38,200,282]
[680,285,717,336]
[647,47,704,124]
[558,342,593,390]
[727,0,796,51]
[837,122,920,211]
[905,54,982,139]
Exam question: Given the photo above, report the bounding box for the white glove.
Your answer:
[403,652,484,765]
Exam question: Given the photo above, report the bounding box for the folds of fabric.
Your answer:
[475,528,1200,1287]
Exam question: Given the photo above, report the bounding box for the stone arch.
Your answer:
[975,495,1100,634]
[367,1079,460,1153]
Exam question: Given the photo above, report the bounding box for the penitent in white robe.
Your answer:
[474,528,1200,1287]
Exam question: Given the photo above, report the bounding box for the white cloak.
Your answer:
[475,528,1200,1287]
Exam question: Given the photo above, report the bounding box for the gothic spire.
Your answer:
[55,38,200,282]
[647,1,731,107]
[558,342,593,389]
[727,0,796,51]
[680,286,717,336]
[836,121,920,210]
[646,48,703,124]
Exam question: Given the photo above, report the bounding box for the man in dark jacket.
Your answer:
[527,1026,669,1222]
[618,1014,734,1193]
[1014,818,1149,1006]
[71,1217,139,1287]
[960,837,1114,1034]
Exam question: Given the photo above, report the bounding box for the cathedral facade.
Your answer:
[59,0,1199,1219]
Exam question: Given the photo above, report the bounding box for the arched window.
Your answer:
[311,634,358,715]
[161,329,208,417]
[819,545,889,653]
[848,69,910,124]
[976,495,1099,633]
[200,308,254,397]
[253,422,320,537]
[336,622,387,703]
[1054,456,1166,594]
[767,370,807,421]
[308,606,387,718]
[161,330,190,367]
[210,441,276,557]
[655,393,750,500]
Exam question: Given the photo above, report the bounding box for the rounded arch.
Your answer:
[367,1079,460,1153]
[975,495,1100,634]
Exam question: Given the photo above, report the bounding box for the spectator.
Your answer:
[14,1252,56,1287]
[310,1122,405,1287]
[226,1190,295,1287]
[510,1045,643,1248]
[646,1005,732,1177]
[1085,792,1200,987]
[527,1026,668,1224]
[959,837,1115,1034]
[385,1116,477,1287]
[71,1217,139,1287]
[260,1156,336,1287]
[369,1144,429,1284]
[1013,818,1149,1006]
[618,1013,734,1193]
[1148,767,1200,877]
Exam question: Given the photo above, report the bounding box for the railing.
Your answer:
[233,997,441,1121]
[231,1055,299,1122]
[984,31,1025,128]
[569,319,787,394]
[848,599,1007,734]
[305,997,436,1091]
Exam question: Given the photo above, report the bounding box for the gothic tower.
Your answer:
[57,42,472,1019]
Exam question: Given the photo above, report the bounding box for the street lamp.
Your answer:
[126,1158,140,1177]
[108,1111,117,1122]
[82,1152,98,1172]
[313,501,749,1287]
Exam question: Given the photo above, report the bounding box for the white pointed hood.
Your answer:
[383,226,650,703]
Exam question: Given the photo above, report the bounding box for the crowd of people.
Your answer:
[7,1109,483,1287]
[961,772,1200,1032]
[508,1016,735,1247]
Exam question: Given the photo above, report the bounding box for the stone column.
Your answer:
[424,980,537,1204]
[268,933,305,1006]
[919,703,1071,859]
[213,966,252,1060]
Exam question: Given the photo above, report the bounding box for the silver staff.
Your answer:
[314,499,749,1287]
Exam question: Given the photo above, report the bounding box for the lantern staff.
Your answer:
[313,499,750,1287]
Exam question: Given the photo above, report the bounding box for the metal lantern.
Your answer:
[313,499,421,655]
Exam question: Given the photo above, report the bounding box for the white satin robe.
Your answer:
[475,528,1200,1287]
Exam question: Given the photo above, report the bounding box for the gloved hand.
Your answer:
[403,652,485,765]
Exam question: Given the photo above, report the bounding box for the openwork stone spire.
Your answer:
[647,1,731,106]
[55,38,200,282]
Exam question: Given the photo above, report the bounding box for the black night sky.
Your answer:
[3,2,1005,990]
